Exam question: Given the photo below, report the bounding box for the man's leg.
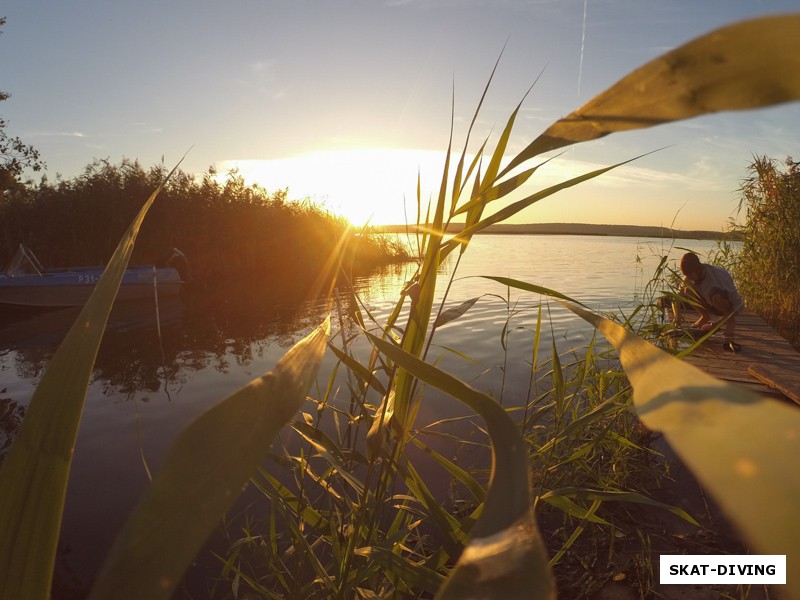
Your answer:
[672,285,709,327]
[708,290,741,351]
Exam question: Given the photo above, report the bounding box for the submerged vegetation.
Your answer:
[0,160,410,290]
[2,14,800,600]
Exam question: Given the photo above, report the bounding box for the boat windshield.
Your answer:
[5,245,45,277]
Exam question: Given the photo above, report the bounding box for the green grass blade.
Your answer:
[542,488,699,527]
[538,495,611,526]
[474,85,533,198]
[409,436,486,503]
[452,159,485,255]
[440,156,646,262]
[453,166,539,218]
[354,545,446,593]
[328,343,388,396]
[0,164,182,600]
[566,303,800,599]
[365,332,555,599]
[548,499,601,566]
[433,296,481,328]
[453,137,489,217]
[255,469,330,531]
[449,46,507,215]
[292,420,366,496]
[393,136,452,430]
[550,336,565,417]
[500,15,800,177]
[89,317,330,600]
[396,458,468,552]
[477,275,587,307]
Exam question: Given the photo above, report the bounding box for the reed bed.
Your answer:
[0,160,410,287]
[209,299,677,598]
[729,155,800,348]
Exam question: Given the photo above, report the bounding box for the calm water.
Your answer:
[0,234,721,597]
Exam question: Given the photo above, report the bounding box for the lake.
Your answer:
[0,234,723,598]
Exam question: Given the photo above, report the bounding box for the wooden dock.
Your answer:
[680,310,800,404]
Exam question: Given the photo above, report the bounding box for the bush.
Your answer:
[732,156,800,347]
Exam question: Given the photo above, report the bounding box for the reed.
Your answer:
[0,160,410,287]
[730,155,800,347]
[1,14,800,600]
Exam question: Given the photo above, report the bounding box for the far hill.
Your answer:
[374,222,741,241]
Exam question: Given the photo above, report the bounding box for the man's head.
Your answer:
[680,252,704,284]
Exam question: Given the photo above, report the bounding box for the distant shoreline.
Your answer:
[373,222,741,241]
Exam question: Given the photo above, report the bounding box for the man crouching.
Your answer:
[673,252,744,353]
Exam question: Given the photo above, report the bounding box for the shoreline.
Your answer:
[373,222,741,241]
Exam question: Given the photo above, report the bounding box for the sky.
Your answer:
[2,1,798,231]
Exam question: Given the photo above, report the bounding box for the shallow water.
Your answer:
[0,234,722,597]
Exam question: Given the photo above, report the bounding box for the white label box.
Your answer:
[660,555,786,585]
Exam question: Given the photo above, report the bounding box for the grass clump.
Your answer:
[210,305,669,599]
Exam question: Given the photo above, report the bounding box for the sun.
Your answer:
[215,148,449,227]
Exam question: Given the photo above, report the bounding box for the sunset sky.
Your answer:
[2,1,798,230]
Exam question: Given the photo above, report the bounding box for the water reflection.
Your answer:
[0,274,344,598]
[0,396,25,458]
[0,235,722,598]
[0,275,337,395]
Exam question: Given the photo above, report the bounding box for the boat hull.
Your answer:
[0,267,183,308]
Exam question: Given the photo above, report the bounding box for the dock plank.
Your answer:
[678,310,800,405]
[747,364,800,405]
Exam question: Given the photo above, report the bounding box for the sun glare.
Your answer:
[216,148,448,227]
[215,148,727,230]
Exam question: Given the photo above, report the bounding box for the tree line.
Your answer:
[0,159,409,289]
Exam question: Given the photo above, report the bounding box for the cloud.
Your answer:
[226,59,286,100]
[30,131,86,138]
[250,59,277,75]
[535,156,724,192]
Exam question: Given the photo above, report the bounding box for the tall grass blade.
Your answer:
[450,44,505,216]
[365,333,555,599]
[542,488,699,526]
[0,162,183,600]
[354,545,446,593]
[328,343,388,396]
[500,15,800,177]
[449,85,538,253]
[539,495,611,527]
[478,275,586,307]
[441,157,646,261]
[89,317,330,600]
[453,138,489,217]
[393,130,453,431]
[433,296,481,328]
[292,419,365,496]
[255,469,329,530]
[566,303,800,599]
[453,166,539,218]
[409,436,486,503]
[375,456,467,560]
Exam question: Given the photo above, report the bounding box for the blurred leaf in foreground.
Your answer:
[0,162,183,600]
[566,303,800,599]
[501,14,800,176]
[89,317,330,600]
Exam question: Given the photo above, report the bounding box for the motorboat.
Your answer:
[0,245,186,308]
